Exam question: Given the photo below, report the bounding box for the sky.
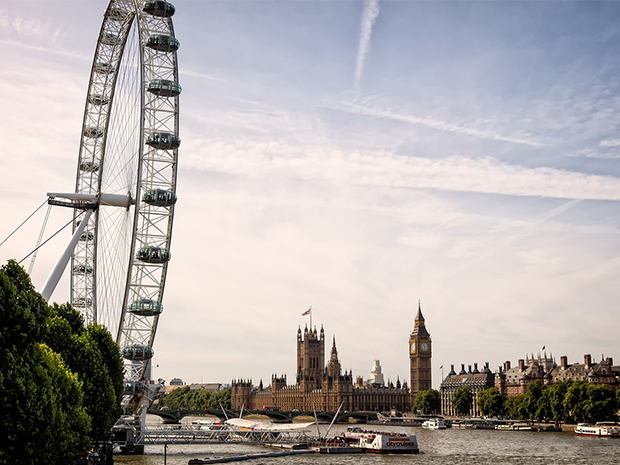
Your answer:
[1,0,619,390]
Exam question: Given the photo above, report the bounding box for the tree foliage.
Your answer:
[477,387,506,417]
[413,388,441,414]
[0,261,91,463]
[43,304,124,440]
[499,380,618,423]
[0,260,125,462]
[452,385,473,416]
[158,386,232,410]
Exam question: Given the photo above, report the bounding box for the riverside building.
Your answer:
[231,305,433,412]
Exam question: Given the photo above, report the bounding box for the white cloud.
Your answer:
[354,0,381,92]
[182,138,620,201]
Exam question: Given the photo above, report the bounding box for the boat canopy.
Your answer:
[146,132,181,150]
[136,246,171,264]
[122,344,154,361]
[129,299,164,316]
[143,189,177,207]
[143,1,176,18]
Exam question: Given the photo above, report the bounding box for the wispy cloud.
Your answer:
[331,101,548,147]
[182,138,620,201]
[354,0,381,93]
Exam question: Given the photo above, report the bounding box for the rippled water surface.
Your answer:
[116,423,620,465]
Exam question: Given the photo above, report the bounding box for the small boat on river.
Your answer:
[421,418,447,429]
[575,423,619,438]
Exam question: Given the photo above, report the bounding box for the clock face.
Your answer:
[421,342,429,352]
[410,342,415,353]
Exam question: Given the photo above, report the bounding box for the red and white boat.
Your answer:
[342,427,419,453]
[358,433,419,454]
[575,423,619,438]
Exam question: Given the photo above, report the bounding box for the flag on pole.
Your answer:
[302,307,311,316]
[542,345,546,351]
[439,365,443,370]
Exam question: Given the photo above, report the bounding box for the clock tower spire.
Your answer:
[409,300,432,401]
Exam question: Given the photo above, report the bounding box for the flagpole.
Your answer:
[310,306,312,330]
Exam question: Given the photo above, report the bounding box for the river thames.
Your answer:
[115,420,620,465]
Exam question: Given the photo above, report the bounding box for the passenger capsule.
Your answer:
[129,299,164,316]
[108,8,129,21]
[73,263,93,274]
[89,94,109,106]
[73,297,93,308]
[100,33,121,46]
[83,127,104,138]
[147,79,182,98]
[136,246,171,264]
[142,189,177,207]
[124,380,146,395]
[79,230,95,241]
[94,62,115,74]
[146,34,180,53]
[143,1,176,18]
[146,132,181,150]
[122,344,154,361]
[80,161,100,172]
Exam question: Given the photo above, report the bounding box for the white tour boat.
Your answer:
[575,423,619,438]
[421,418,447,429]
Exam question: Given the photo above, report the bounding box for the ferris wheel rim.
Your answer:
[71,0,180,383]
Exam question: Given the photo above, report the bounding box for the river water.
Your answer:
[115,420,620,465]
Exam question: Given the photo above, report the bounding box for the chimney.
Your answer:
[468,365,472,373]
[504,361,511,371]
[584,354,592,368]
[460,364,466,375]
[473,363,479,373]
[606,357,613,367]
[518,359,525,370]
[561,356,568,368]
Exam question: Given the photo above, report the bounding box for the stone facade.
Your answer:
[231,307,431,412]
[440,362,495,416]
[495,353,620,397]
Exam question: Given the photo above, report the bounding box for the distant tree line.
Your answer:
[0,260,124,464]
[157,386,231,410]
[414,380,620,423]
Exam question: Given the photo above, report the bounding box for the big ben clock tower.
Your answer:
[409,301,432,401]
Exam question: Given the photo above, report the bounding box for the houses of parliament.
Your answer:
[231,305,432,412]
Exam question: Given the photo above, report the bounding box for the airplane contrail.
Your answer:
[354,0,381,93]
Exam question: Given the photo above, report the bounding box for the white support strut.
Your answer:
[41,210,93,302]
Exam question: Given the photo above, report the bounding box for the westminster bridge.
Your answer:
[147,408,378,424]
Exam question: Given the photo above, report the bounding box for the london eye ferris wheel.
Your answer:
[46,0,181,389]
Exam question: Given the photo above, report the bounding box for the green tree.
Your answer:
[452,385,473,416]
[548,381,571,423]
[0,261,91,463]
[505,394,527,420]
[43,304,124,440]
[413,389,441,414]
[477,387,506,417]
[158,387,232,410]
[583,383,617,422]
